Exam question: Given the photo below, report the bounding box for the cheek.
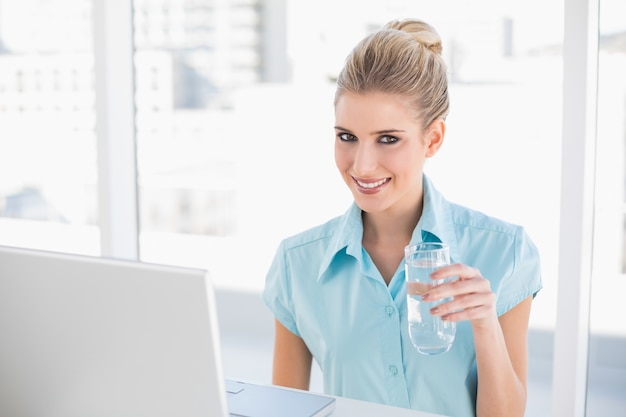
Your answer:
[382,149,406,166]
[388,152,424,179]
[334,143,351,171]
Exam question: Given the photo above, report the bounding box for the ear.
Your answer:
[425,119,445,158]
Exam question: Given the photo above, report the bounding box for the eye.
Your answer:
[338,132,357,142]
[379,135,399,144]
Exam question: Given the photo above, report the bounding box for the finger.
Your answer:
[439,305,495,323]
[407,281,432,295]
[431,263,480,281]
[423,276,491,301]
[431,291,496,317]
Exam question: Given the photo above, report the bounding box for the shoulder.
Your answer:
[269,205,362,284]
[277,202,361,256]
[448,201,523,238]
[423,175,525,244]
[279,215,344,252]
[446,202,542,312]
[444,201,540,272]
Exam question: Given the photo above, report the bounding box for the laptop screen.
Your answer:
[0,245,229,417]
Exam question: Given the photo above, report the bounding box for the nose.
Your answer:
[353,142,378,175]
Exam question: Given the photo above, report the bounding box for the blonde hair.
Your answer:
[334,19,449,130]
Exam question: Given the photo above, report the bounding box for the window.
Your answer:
[134,4,565,328]
[0,0,99,255]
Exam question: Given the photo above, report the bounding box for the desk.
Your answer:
[332,395,449,417]
[227,379,450,417]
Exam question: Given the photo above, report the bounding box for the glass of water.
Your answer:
[404,242,456,355]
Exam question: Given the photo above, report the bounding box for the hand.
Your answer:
[421,263,498,329]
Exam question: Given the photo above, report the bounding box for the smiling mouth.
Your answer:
[354,177,390,189]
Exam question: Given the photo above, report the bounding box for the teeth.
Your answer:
[356,178,388,189]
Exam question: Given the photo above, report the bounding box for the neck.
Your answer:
[362,200,423,246]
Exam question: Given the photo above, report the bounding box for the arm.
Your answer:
[425,265,532,417]
[272,319,313,390]
[473,296,531,417]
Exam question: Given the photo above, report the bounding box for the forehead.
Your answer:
[334,92,418,131]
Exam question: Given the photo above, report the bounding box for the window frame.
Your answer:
[92,0,139,259]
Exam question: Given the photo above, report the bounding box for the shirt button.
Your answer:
[389,365,398,375]
[385,306,395,317]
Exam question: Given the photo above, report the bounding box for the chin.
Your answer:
[352,197,389,214]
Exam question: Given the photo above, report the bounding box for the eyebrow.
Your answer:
[334,126,406,135]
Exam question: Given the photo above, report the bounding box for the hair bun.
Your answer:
[384,19,443,55]
[335,17,450,128]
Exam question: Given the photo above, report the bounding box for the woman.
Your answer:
[262,18,542,417]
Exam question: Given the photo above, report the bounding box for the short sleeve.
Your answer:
[262,240,301,336]
[495,227,543,316]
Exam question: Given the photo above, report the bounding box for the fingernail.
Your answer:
[431,307,440,315]
[422,293,430,301]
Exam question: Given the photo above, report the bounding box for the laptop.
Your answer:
[0,245,335,417]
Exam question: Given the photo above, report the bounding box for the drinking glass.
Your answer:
[404,242,456,355]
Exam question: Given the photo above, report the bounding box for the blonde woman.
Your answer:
[263,19,542,417]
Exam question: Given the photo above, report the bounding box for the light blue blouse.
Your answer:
[262,175,542,417]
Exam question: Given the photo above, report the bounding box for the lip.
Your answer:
[352,176,391,194]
